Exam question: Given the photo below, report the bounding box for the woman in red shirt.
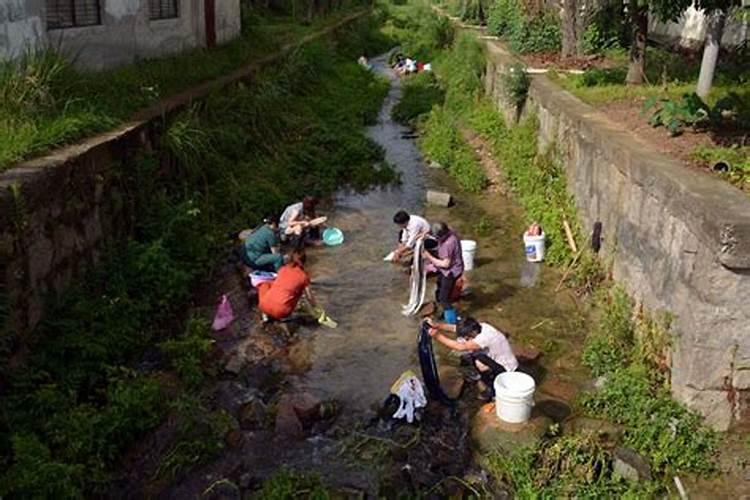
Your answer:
[257,249,317,320]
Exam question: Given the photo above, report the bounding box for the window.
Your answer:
[149,0,179,20]
[47,0,101,29]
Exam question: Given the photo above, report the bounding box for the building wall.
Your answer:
[650,5,749,49]
[0,0,45,60]
[0,0,241,70]
[484,41,750,431]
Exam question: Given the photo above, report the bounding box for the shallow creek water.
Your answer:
[287,55,428,415]
[294,55,588,419]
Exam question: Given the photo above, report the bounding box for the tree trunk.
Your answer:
[696,9,726,98]
[561,0,578,58]
[626,6,648,85]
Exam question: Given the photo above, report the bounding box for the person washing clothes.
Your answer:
[279,196,325,247]
[242,216,283,272]
[257,249,318,321]
[426,316,518,401]
[391,210,430,264]
[422,222,463,324]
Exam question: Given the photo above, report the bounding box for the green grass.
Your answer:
[0,6,372,172]
[0,35,394,497]
[547,44,749,106]
[579,287,717,476]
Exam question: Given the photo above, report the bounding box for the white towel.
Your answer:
[392,376,427,423]
[402,238,427,316]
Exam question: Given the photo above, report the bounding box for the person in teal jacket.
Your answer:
[242,216,283,272]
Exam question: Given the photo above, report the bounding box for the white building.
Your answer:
[0,0,241,70]
[651,4,749,49]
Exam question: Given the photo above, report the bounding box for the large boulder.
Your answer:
[471,403,552,454]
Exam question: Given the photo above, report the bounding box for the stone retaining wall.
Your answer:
[0,11,366,349]
[483,42,750,430]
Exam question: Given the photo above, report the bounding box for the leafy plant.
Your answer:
[582,287,634,376]
[501,63,530,108]
[644,93,710,136]
[487,0,519,37]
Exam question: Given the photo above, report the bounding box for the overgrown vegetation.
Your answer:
[486,434,660,497]
[580,287,718,475]
[0,29,395,496]
[500,63,531,108]
[0,3,373,171]
[487,0,561,54]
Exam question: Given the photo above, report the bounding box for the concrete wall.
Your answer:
[484,41,750,431]
[0,0,241,71]
[650,5,749,49]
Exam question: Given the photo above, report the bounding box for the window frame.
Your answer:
[148,0,180,21]
[46,0,102,30]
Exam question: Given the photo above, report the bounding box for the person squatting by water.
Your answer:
[422,221,464,324]
[242,215,283,272]
[426,316,518,401]
[279,196,326,248]
[391,210,430,265]
[257,249,318,322]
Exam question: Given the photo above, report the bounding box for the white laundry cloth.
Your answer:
[401,238,427,316]
[391,374,427,423]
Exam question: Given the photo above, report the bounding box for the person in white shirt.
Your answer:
[391,210,430,263]
[279,196,324,247]
[426,316,518,400]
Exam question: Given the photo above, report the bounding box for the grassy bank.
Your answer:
[0,25,395,497]
[0,4,391,172]
[386,0,718,495]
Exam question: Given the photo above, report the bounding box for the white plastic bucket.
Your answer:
[461,240,477,271]
[523,232,546,263]
[494,371,536,424]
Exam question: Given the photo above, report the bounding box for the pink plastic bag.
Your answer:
[212,294,235,331]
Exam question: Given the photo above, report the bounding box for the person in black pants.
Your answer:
[426,316,519,401]
[422,222,464,324]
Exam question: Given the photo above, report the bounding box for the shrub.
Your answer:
[508,11,561,54]
[486,0,519,37]
[487,0,560,54]
[501,63,530,108]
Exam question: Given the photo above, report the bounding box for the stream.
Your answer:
[145,53,589,498]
